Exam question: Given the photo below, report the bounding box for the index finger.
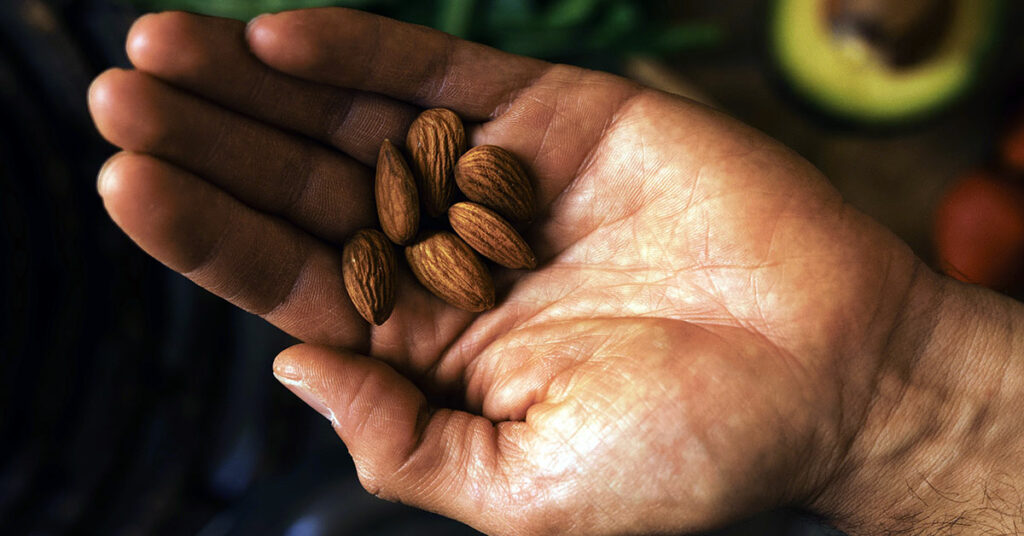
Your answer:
[245,8,552,121]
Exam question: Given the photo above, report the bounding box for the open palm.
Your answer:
[90,9,927,535]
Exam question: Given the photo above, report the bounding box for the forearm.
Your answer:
[818,269,1024,535]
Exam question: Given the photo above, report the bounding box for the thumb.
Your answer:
[272,344,532,535]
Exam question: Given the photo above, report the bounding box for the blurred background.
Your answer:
[2,0,1022,534]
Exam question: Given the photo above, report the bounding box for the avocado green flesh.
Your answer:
[772,0,997,123]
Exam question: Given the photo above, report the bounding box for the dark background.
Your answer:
[1,0,1021,534]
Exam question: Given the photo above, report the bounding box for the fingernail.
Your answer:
[273,367,337,425]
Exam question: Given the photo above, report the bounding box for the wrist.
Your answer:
[816,269,1024,535]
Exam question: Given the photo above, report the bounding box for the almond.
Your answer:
[342,229,397,325]
[375,139,419,245]
[405,231,495,312]
[448,202,537,269]
[454,145,535,222]
[406,108,466,218]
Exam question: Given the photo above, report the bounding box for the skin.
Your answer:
[88,9,1024,536]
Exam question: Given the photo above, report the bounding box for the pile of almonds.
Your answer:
[342,108,537,325]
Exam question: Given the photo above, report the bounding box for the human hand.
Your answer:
[88,9,1024,535]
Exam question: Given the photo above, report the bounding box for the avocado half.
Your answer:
[771,0,1002,125]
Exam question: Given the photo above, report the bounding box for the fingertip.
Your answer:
[127,12,188,71]
[244,12,270,36]
[272,345,402,431]
[272,344,359,399]
[243,12,279,55]
[272,344,338,424]
[87,67,127,125]
[128,11,229,76]
[125,12,158,65]
[96,152,162,218]
[272,343,311,381]
[97,151,129,199]
[272,344,424,432]
[88,68,165,150]
[96,153,224,272]
[244,10,322,74]
[96,152,146,236]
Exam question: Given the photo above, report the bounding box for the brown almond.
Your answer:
[406,108,466,218]
[448,202,537,269]
[454,145,535,222]
[375,139,419,245]
[342,229,397,325]
[405,231,495,312]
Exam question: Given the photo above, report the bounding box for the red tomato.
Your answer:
[933,171,1024,289]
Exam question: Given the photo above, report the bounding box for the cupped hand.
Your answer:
[88,10,930,535]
